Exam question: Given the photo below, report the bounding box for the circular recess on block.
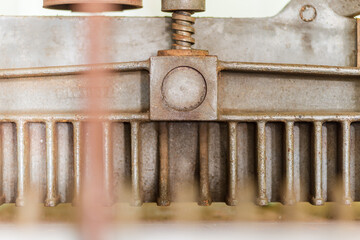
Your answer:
[43,0,142,11]
[161,67,207,112]
[300,5,317,22]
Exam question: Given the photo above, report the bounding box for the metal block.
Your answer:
[150,56,217,121]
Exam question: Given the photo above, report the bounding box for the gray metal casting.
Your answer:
[0,0,359,207]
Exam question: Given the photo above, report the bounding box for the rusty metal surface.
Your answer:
[1,0,360,208]
[328,0,360,17]
[170,11,196,50]
[150,56,217,121]
[218,63,360,114]
[358,19,360,67]
[162,0,205,51]
[0,1,357,68]
[1,60,360,205]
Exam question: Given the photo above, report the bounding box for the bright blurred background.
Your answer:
[0,0,291,17]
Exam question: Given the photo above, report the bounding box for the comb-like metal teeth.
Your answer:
[256,121,268,206]
[72,121,82,206]
[312,121,325,206]
[227,122,238,206]
[158,122,170,206]
[2,118,360,206]
[199,122,211,206]
[131,122,142,206]
[341,121,352,205]
[284,121,296,205]
[16,120,29,207]
[45,121,60,207]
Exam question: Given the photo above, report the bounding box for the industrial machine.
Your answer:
[0,0,360,209]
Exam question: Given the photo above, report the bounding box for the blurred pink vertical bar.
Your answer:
[78,1,113,240]
[0,125,5,204]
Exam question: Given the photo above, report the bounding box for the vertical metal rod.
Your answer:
[341,121,352,205]
[45,121,59,207]
[312,121,324,206]
[72,121,82,205]
[103,122,114,206]
[16,120,29,207]
[284,121,296,205]
[227,122,238,206]
[257,121,268,206]
[199,122,212,206]
[158,122,170,206]
[0,125,5,204]
[131,121,142,206]
[357,19,359,67]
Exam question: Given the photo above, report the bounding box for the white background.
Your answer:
[0,0,291,17]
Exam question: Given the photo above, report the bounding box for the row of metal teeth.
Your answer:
[0,117,355,207]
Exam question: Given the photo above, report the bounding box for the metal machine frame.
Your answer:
[0,0,359,207]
